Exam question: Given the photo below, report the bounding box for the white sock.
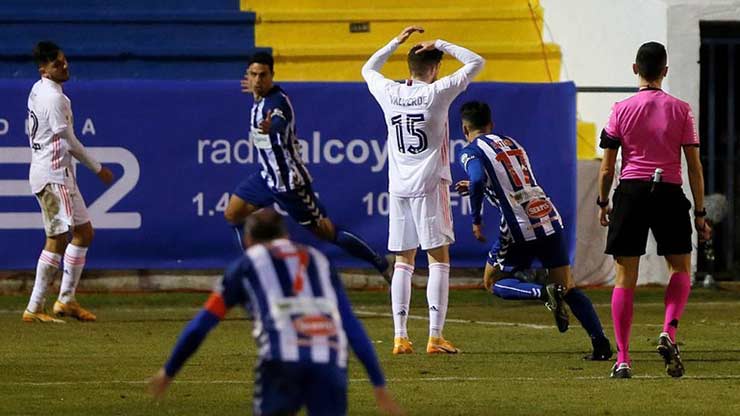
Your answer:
[59,244,88,304]
[391,262,414,338]
[427,262,450,338]
[27,250,61,313]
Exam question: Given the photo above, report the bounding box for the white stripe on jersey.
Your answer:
[248,244,300,362]
[309,246,349,368]
[475,135,562,241]
[245,240,346,366]
[252,91,311,192]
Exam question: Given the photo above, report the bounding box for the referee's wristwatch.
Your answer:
[694,208,707,218]
[596,196,609,208]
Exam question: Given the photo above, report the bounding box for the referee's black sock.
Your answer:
[564,288,607,340]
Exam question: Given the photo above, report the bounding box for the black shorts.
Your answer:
[605,180,693,257]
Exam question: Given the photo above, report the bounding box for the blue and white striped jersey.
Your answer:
[219,239,349,366]
[251,86,312,192]
[460,134,563,243]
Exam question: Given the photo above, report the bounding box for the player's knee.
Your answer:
[45,234,68,254]
[72,223,94,246]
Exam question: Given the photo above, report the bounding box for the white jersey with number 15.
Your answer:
[362,39,484,197]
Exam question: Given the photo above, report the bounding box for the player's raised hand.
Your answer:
[147,368,172,400]
[396,26,424,44]
[259,110,272,134]
[414,40,438,54]
[374,387,405,416]
[97,166,114,186]
[472,223,486,243]
[455,180,470,196]
[240,78,251,94]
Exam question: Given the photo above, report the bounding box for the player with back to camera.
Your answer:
[149,209,404,416]
[598,41,711,379]
[455,101,613,361]
[362,26,485,355]
[23,41,115,323]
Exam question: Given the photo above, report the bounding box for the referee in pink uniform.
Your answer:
[597,42,712,379]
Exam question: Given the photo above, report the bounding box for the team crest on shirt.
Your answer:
[293,315,337,337]
[525,199,552,218]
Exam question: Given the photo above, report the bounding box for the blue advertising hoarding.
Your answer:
[0,80,576,269]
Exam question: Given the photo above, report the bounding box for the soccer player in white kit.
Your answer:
[362,27,484,354]
[23,41,114,323]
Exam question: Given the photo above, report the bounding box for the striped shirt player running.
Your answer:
[149,210,403,416]
[455,101,612,361]
[363,26,484,355]
[224,53,392,281]
[22,41,115,324]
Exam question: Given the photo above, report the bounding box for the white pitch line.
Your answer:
[355,310,554,330]
[4,374,740,387]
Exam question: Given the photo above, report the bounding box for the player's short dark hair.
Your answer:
[244,208,287,243]
[407,45,443,76]
[248,52,274,73]
[33,41,62,66]
[635,41,667,82]
[460,101,492,130]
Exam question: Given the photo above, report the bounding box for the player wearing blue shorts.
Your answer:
[224,53,391,281]
[149,209,403,416]
[455,101,612,360]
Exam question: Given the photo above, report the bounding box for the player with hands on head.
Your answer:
[363,26,485,355]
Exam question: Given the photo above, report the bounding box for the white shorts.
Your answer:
[388,182,455,252]
[34,178,90,237]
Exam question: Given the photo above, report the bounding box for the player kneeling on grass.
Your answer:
[149,209,404,416]
[455,101,612,361]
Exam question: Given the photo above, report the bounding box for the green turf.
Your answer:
[2,288,740,415]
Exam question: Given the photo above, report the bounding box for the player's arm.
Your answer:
[424,40,485,95]
[48,96,113,184]
[329,266,404,415]
[258,98,292,135]
[681,108,711,241]
[459,151,487,242]
[362,26,423,91]
[149,258,249,399]
[597,104,622,226]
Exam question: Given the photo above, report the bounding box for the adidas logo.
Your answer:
[429,306,439,312]
[396,310,407,316]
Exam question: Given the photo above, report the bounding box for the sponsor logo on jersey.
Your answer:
[526,199,552,218]
[293,315,338,337]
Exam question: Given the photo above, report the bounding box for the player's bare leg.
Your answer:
[309,217,391,281]
[224,194,260,250]
[53,221,97,321]
[658,254,691,377]
[23,233,67,323]
[391,248,416,354]
[610,256,640,378]
[425,245,458,354]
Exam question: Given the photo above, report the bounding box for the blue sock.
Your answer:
[333,228,388,273]
[563,288,606,340]
[232,224,245,253]
[492,278,543,300]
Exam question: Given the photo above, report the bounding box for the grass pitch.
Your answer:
[2,287,740,415]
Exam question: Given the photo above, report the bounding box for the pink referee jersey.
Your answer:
[600,88,700,185]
